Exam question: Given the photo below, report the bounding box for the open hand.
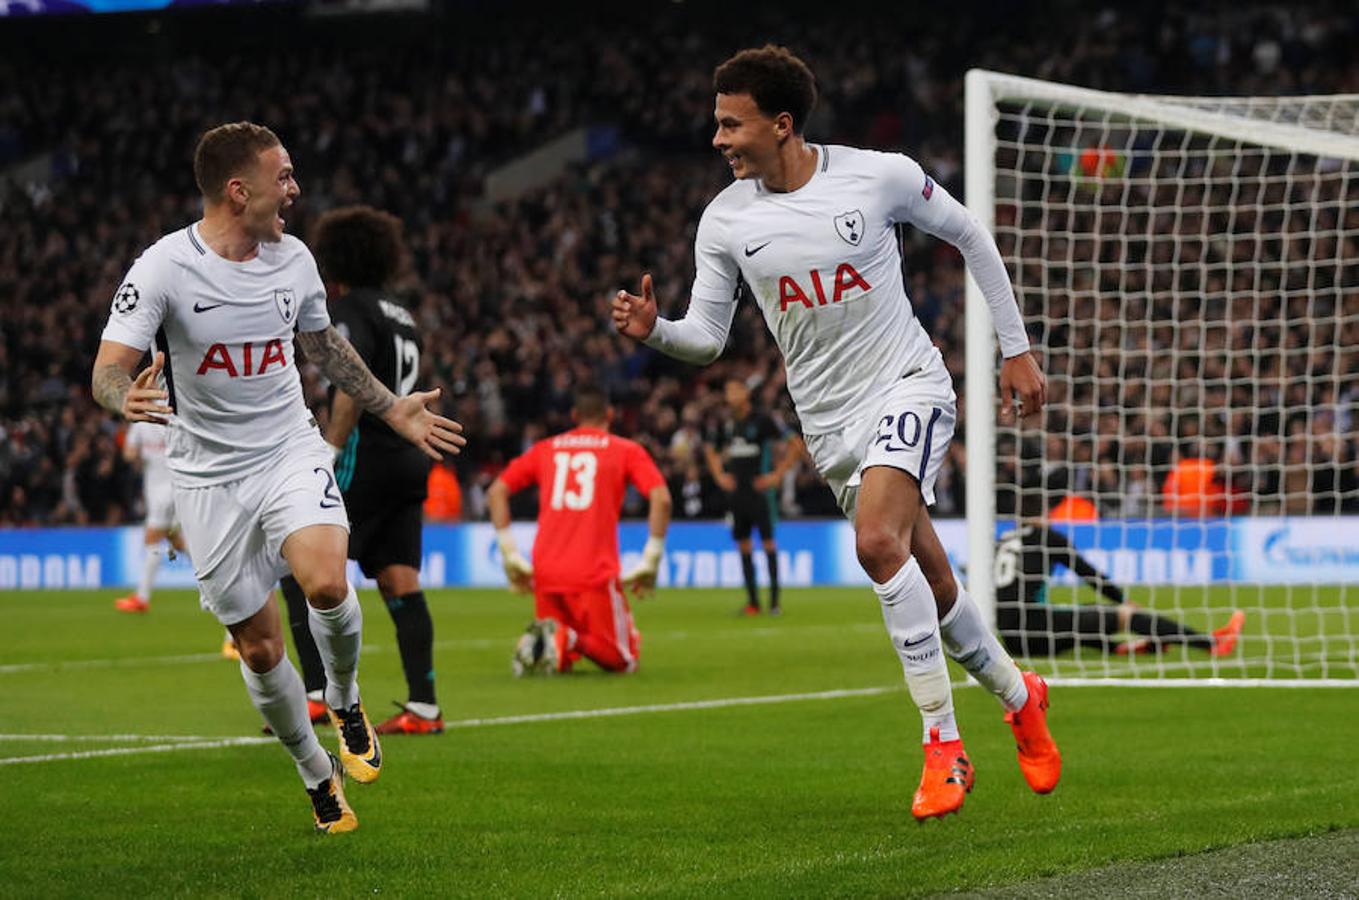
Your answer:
[383,388,467,461]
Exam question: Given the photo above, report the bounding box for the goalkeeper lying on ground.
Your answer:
[995,510,1244,658]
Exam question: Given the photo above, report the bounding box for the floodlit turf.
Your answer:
[2,586,1357,897]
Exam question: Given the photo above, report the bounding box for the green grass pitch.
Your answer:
[2,585,1356,897]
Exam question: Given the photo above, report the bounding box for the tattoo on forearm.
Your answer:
[93,364,133,415]
[297,326,395,416]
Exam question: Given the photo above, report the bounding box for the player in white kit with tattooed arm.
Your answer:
[612,46,1059,821]
[92,123,466,833]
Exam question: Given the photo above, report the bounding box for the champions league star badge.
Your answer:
[833,210,864,246]
[113,282,139,314]
[274,288,296,325]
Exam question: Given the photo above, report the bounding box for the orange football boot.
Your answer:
[1005,671,1061,794]
[911,726,974,821]
[306,697,329,724]
[114,595,149,613]
[376,703,444,735]
[1211,610,1245,657]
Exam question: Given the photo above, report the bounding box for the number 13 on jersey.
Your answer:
[550,451,597,510]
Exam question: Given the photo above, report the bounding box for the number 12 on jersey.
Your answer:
[550,451,597,510]
[393,336,418,396]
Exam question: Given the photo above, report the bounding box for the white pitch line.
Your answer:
[0,736,275,766]
[0,686,901,766]
[6,673,1354,768]
[1045,676,1358,688]
[0,733,220,743]
[442,686,898,729]
[0,652,221,675]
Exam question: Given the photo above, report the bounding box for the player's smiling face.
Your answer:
[713,92,779,181]
[241,144,300,243]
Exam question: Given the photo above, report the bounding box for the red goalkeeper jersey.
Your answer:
[498,427,665,592]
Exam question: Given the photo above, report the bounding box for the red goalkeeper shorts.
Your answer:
[534,578,640,672]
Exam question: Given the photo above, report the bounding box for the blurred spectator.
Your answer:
[424,460,464,522]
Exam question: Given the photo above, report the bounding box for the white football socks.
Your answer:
[939,586,1029,713]
[239,656,331,786]
[137,546,163,602]
[875,557,958,743]
[308,583,363,710]
[404,701,440,719]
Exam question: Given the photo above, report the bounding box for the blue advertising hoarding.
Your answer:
[1,0,292,16]
[0,517,1354,590]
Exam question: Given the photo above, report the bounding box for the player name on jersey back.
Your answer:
[552,433,611,449]
[101,223,331,487]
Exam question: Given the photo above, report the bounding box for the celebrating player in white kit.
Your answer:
[612,46,1059,821]
[91,122,465,833]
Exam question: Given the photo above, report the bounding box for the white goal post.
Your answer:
[964,70,1359,684]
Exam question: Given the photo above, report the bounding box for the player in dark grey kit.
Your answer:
[995,510,1244,658]
[704,377,802,615]
[280,205,443,735]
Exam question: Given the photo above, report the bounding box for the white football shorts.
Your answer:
[143,476,177,531]
[174,440,349,625]
[803,364,956,520]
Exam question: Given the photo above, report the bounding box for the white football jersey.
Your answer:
[101,222,330,487]
[650,144,1029,434]
[124,420,171,486]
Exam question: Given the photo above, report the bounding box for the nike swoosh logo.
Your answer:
[744,241,771,257]
[193,302,224,313]
[901,633,935,648]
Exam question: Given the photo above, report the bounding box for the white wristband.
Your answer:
[640,535,665,566]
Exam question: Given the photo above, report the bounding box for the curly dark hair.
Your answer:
[311,205,403,289]
[713,44,817,134]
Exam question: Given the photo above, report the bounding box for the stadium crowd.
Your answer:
[1,1,1356,526]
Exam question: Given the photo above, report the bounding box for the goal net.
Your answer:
[963,70,1358,685]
